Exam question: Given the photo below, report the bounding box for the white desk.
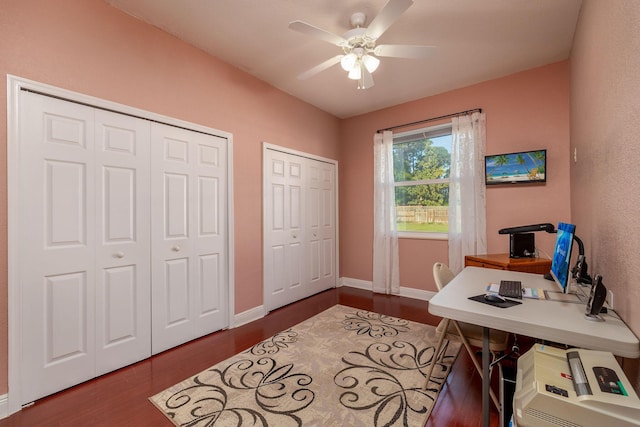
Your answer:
[428,267,640,427]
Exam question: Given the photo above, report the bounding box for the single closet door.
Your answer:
[150,123,228,354]
[94,109,151,376]
[306,160,336,297]
[18,92,151,404]
[264,149,307,311]
[264,147,337,312]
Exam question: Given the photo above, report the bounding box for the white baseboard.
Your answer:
[0,394,8,419]
[339,277,436,301]
[233,304,266,327]
[339,277,372,290]
[231,278,435,331]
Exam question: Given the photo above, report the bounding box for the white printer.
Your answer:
[513,343,640,426]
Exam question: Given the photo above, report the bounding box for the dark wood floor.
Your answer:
[0,287,503,426]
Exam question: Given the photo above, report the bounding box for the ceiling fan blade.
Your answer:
[288,20,347,46]
[365,0,413,40]
[296,55,344,80]
[374,44,435,59]
[358,66,375,90]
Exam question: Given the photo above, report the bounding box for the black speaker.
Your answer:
[585,275,607,321]
[510,233,535,258]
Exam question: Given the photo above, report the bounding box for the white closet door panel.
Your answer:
[151,124,196,353]
[166,258,190,324]
[197,253,221,316]
[165,173,190,238]
[307,163,321,287]
[323,238,334,278]
[265,157,285,308]
[46,161,86,246]
[288,181,304,291]
[309,240,320,281]
[264,150,308,311]
[101,266,137,341]
[94,109,151,376]
[46,272,88,360]
[288,240,304,289]
[102,167,136,239]
[306,160,336,295]
[320,165,336,283]
[19,92,97,404]
[272,181,285,230]
[151,123,227,354]
[199,177,219,234]
[192,132,227,337]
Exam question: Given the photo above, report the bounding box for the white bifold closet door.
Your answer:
[17,91,229,405]
[150,123,228,354]
[263,147,337,312]
[19,92,152,404]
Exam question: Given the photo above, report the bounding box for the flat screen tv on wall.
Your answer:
[485,149,546,185]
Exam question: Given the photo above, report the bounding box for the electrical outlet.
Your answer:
[608,290,614,310]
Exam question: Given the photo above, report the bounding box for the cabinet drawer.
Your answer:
[465,259,505,270]
[465,254,552,275]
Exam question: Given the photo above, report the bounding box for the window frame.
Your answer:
[393,123,452,240]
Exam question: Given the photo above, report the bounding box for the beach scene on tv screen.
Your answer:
[486,150,546,184]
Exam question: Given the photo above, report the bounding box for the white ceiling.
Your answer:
[106,0,582,119]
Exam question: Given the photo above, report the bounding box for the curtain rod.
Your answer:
[376,108,482,133]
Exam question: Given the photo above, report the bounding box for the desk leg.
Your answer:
[483,327,490,427]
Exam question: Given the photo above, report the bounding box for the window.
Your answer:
[393,123,452,239]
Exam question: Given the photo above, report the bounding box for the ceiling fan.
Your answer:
[288,0,435,89]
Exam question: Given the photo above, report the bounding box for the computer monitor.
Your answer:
[550,222,576,293]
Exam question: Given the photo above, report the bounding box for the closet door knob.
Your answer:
[113,251,125,259]
[172,245,181,252]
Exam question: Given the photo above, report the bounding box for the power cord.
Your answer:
[491,335,520,368]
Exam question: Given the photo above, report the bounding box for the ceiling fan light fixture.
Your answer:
[362,54,380,73]
[289,0,427,90]
[340,53,357,71]
[348,63,362,80]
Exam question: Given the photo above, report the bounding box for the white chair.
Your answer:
[424,262,509,410]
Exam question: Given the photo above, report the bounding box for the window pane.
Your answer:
[393,134,452,182]
[395,184,449,232]
[393,126,452,234]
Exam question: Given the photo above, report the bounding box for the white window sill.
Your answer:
[397,231,448,240]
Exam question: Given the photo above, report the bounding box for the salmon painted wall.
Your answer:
[570,0,640,389]
[0,0,340,394]
[340,61,571,291]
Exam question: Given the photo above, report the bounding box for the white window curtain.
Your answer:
[373,130,400,294]
[448,112,487,274]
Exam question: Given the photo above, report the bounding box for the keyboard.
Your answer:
[498,280,523,299]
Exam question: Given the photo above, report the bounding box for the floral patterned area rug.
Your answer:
[149,304,461,427]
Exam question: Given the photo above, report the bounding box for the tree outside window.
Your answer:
[393,125,452,235]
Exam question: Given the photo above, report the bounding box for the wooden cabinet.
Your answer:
[465,253,552,275]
